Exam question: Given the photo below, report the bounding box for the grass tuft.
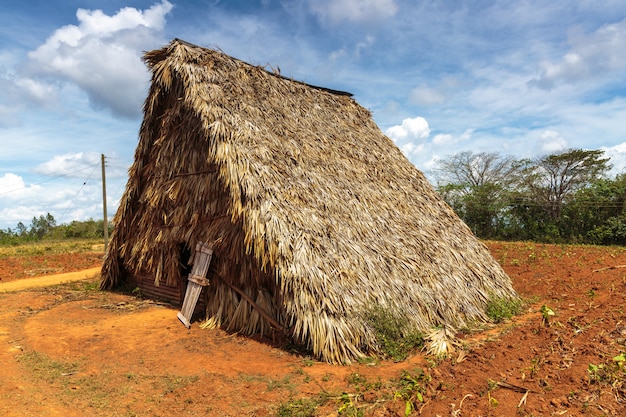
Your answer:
[364,306,424,361]
[275,397,321,417]
[485,296,522,323]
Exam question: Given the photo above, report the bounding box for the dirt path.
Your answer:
[0,267,101,293]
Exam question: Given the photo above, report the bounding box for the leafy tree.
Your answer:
[557,174,626,243]
[587,215,626,245]
[434,151,519,238]
[16,222,27,236]
[562,175,626,241]
[517,149,611,226]
[57,219,106,239]
[507,192,561,242]
[434,151,519,189]
[30,213,57,239]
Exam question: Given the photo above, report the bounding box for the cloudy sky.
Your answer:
[1,0,626,230]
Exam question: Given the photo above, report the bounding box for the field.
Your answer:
[0,240,625,416]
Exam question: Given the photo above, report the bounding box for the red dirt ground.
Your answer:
[0,242,624,416]
[0,252,102,282]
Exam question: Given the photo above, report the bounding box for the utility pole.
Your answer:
[101,154,109,251]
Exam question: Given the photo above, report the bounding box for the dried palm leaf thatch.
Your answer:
[101,39,518,363]
[423,326,460,357]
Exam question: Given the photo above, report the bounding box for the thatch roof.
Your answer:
[101,39,517,363]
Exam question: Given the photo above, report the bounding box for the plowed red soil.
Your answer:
[0,242,625,416]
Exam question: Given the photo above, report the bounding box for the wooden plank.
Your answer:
[177,242,213,328]
[178,281,203,328]
[188,275,210,286]
[129,273,181,304]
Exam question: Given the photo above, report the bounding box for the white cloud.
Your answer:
[385,116,430,142]
[0,173,42,200]
[14,78,59,107]
[538,130,568,154]
[0,206,42,228]
[24,0,173,118]
[432,134,453,146]
[0,173,23,192]
[400,142,424,157]
[409,85,446,106]
[385,116,433,162]
[354,35,375,59]
[309,0,398,24]
[33,152,101,178]
[530,17,626,89]
[602,142,626,175]
[431,129,474,146]
[0,167,121,229]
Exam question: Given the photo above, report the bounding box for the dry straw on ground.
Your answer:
[101,39,517,363]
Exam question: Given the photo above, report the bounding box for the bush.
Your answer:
[275,398,321,417]
[364,306,424,361]
[485,296,522,323]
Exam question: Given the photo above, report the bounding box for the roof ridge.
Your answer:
[170,38,353,97]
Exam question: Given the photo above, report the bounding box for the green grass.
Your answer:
[364,306,424,361]
[16,351,80,383]
[161,374,200,394]
[0,238,103,258]
[485,295,522,323]
[275,397,321,417]
[274,367,439,417]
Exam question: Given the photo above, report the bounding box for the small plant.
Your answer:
[486,379,499,408]
[485,295,522,323]
[347,372,368,387]
[586,352,626,404]
[587,363,607,383]
[540,305,555,327]
[364,306,424,361]
[267,375,295,391]
[528,357,542,378]
[346,372,382,393]
[394,369,430,416]
[276,398,320,417]
[356,356,378,366]
[337,393,364,417]
[588,352,625,385]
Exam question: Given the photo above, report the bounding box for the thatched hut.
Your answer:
[101,39,517,363]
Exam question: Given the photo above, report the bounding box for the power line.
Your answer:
[0,162,100,197]
[508,200,626,208]
[55,164,100,222]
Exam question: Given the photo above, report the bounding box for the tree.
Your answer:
[517,149,611,225]
[434,151,519,238]
[30,213,57,239]
[434,151,520,189]
[560,174,626,243]
[16,222,27,236]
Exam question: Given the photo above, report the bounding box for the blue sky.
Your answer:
[1,0,626,230]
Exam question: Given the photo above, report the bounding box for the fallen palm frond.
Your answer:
[594,264,626,272]
[496,381,538,393]
[101,39,518,363]
[424,326,459,357]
